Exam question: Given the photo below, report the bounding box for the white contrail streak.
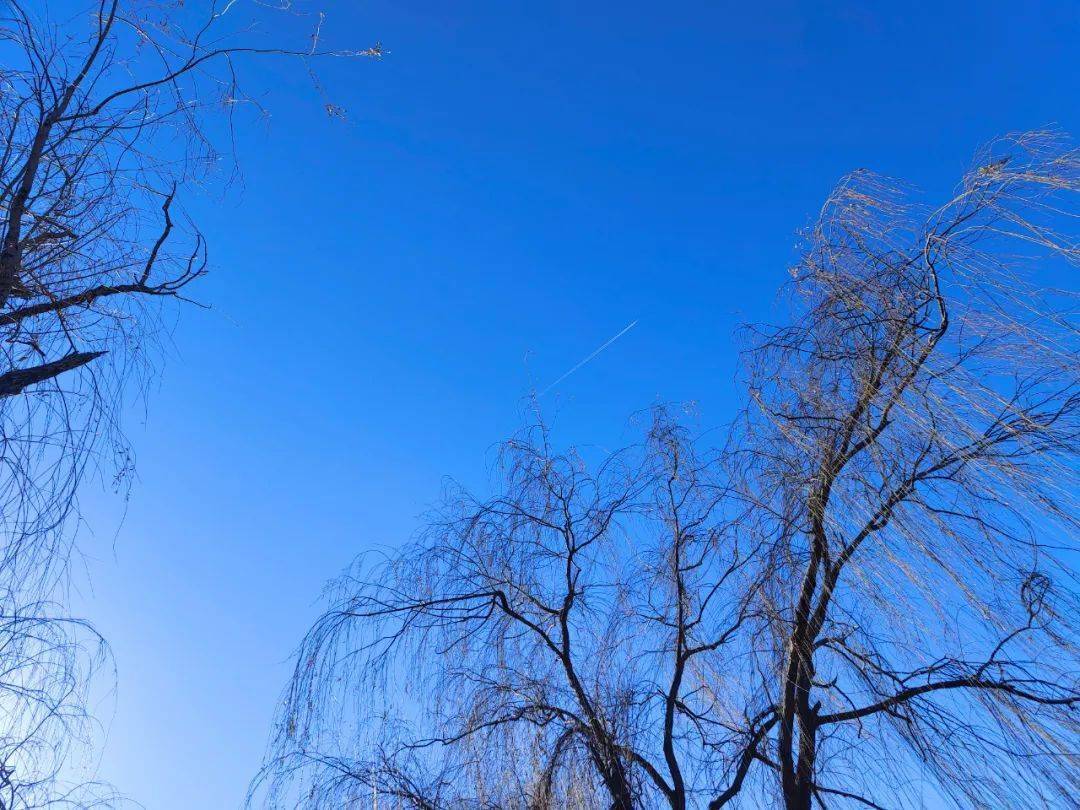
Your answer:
[540,320,638,396]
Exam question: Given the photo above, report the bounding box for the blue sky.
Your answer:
[64,1,1080,807]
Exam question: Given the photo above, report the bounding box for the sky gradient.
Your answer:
[63,1,1080,807]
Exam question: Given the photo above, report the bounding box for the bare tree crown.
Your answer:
[0,2,377,804]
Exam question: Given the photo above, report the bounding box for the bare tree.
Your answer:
[258,131,1078,810]
[0,1,378,804]
[251,410,766,809]
[733,130,1079,809]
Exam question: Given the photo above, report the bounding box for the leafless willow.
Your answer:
[256,131,1078,810]
[252,409,765,809]
[0,1,377,805]
[732,130,1079,810]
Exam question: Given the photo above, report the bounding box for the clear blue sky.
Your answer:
[66,1,1078,807]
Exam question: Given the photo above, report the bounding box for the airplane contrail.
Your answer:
[540,319,638,396]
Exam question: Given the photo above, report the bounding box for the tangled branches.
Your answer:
[0,2,378,804]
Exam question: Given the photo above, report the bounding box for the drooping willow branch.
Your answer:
[0,1,379,805]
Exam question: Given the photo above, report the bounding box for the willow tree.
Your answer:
[736,130,1078,809]
[252,410,765,809]
[258,131,1077,810]
[0,1,377,804]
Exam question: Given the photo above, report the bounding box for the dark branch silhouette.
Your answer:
[0,1,378,804]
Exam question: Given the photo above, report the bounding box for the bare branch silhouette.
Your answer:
[0,1,379,803]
